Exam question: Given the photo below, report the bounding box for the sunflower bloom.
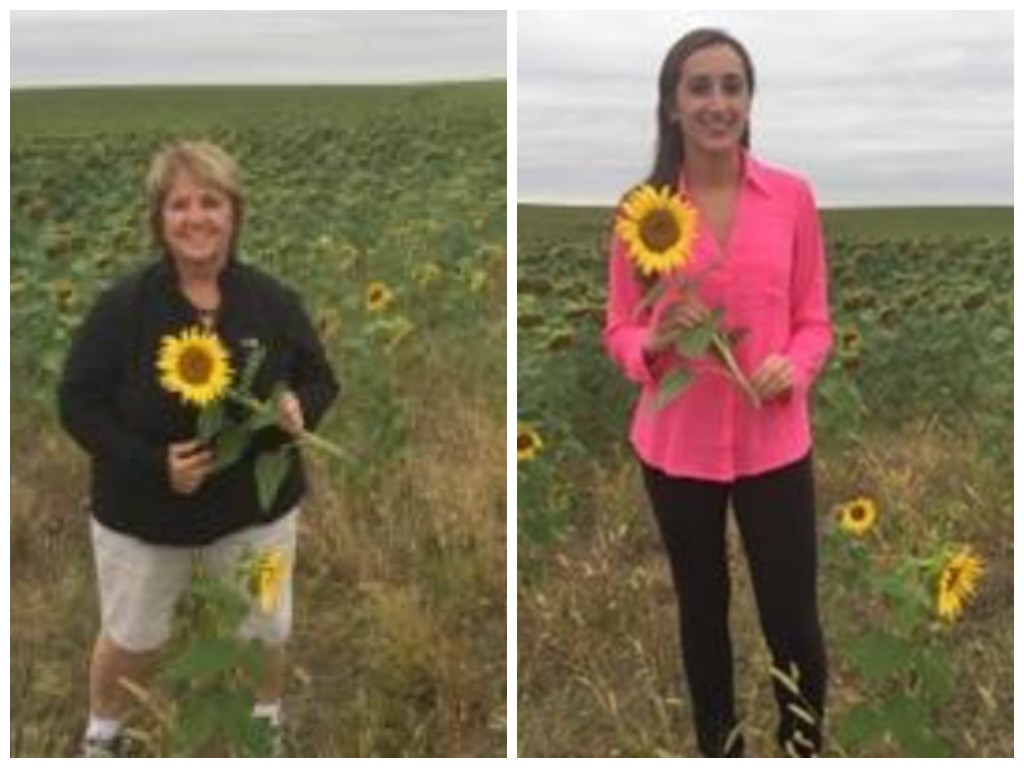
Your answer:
[517,422,543,463]
[412,261,443,288]
[156,326,233,407]
[937,548,985,622]
[615,185,698,277]
[366,281,395,312]
[249,549,289,614]
[839,327,863,355]
[837,497,877,537]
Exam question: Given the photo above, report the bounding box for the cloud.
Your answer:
[11,11,506,87]
[518,11,1013,207]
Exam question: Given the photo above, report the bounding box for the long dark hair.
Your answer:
[647,28,756,190]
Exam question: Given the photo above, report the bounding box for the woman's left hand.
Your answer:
[751,354,795,402]
[277,390,305,436]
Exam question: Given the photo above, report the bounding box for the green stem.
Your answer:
[226,391,351,462]
[710,333,761,408]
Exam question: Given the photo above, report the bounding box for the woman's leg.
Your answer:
[89,633,159,719]
[204,509,298,710]
[87,520,190,754]
[640,462,742,757]
[732,454,827,756]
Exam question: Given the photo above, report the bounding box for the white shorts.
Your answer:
[91,510,298,653]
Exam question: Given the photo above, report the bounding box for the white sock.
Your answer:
[252,701,282,727]
[85,714,122,742]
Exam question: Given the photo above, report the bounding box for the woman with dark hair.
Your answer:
[603,29,833,757]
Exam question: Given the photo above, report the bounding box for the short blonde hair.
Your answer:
[146,140,246,256]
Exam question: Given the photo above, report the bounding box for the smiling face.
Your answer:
[160,172,234,271]
[673,43,752,157]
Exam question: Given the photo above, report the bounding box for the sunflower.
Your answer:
[837,497,877,537]
[411,261,443,288]
[517,422,543,463]
[936,548,985,622]
[156,326,233,407]
[839,327,863,355]
[366,281,395,312]
[615,185,698,277]
[249,549,289,614]
[52,278,76,312]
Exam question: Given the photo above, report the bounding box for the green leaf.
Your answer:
[676,321,715,358]
[255,449,293,513]
[163,637,239,686]
[835,703,887,752]
[875,566,932,636]
[172,697,220,756]
[518,507,569,547]
[213,421,249,472]
[218,691,271,756]
[654,365,694,410]
[239,343,267,394]
[883,695,950,757]
[243,383,288,434]
[196,400,225,444]
[189,575,250,632]
[847,630,913,684]
[989,326,1011,346]
[915,648,957,704]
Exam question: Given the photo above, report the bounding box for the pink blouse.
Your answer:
[603,153,833,481]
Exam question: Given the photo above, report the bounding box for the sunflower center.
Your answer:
[944,566,963,591]
[177,346,215,386]
[639,210,680,253]
[518,434,535,451]
[850,505,866,522]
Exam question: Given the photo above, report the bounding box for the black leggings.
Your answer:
[641,453,826,757]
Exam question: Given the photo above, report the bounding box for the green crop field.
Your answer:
[517,202,1012,757]
[11,83,506,757]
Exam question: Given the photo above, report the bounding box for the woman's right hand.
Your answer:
[167,439,214,495]
[644,293,712,356]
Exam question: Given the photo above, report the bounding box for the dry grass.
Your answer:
[10,358,506,757]
[518,421,1012,757]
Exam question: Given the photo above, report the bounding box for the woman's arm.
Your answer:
[602,234,661,385]
[57,285,168,489]
[784,181,834,393]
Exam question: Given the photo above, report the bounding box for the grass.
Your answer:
[517,421,1012,757]
[11,349,506,757]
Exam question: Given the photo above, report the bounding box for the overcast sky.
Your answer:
[11,11,506,87]
[519,11,1013,208]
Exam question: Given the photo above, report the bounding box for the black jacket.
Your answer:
[58,256,340,546]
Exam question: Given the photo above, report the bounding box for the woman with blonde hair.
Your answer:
[59,140,339,757]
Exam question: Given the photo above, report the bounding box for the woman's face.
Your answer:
[674,43,751,156]
[161,172,234,270]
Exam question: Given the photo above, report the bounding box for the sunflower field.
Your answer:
[11,83,506,757]
[517,204,1012,757]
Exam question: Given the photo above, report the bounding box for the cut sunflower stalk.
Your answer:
[156,326,350,512]
[225,390,351,462]
[616,184,759,410]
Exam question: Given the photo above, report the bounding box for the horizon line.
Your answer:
[10,77,507,92]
